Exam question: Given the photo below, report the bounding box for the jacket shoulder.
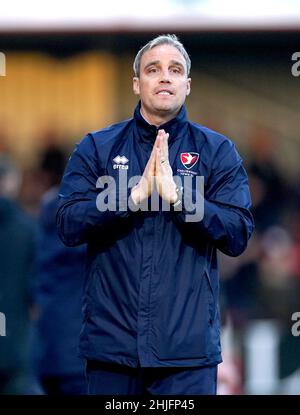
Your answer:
[189,122,242,170]
[72,118,133,157]
[90,118,133,145]
[190,121,234,149]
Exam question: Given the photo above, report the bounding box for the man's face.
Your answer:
[133,44,191,122]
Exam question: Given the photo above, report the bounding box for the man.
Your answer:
[56,34,254,395]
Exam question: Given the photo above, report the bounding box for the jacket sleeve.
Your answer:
[173,139,254,257]
[56,134,131,247]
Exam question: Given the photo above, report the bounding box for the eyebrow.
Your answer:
[143,60,185,71]
[143,60,160,71]
[169,60,185,69]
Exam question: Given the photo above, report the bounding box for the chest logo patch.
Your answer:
[180,152,199,170]
[113,155,129,170]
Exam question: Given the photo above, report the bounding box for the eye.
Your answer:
[170,67,181,74]
[147,67,157,73]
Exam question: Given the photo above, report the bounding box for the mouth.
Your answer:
[155,89,174,96]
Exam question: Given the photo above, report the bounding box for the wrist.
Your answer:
[131,185,141,205]
[169,190,178,204]
[131,184,149,206]
[171,186,183,210]
[169,183,178,204]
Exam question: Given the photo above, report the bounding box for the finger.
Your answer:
[155,130,168,158]
[157,132,167,164]
[155,147,161,174]
[162,132,169,161]
[155,129,164,149]
[155,129,162,142]
[147,146,156,176]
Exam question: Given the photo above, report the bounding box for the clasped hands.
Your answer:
[131,129,178,206]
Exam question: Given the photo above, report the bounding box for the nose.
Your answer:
[159,68,171,83]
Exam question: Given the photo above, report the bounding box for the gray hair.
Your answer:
[133,34,191,77]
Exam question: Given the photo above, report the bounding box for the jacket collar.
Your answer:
[133,101,188,145]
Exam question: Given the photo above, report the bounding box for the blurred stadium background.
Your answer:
[0,0,300,395]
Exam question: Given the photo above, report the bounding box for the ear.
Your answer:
[186,78,191,96]
[133,77,140,95]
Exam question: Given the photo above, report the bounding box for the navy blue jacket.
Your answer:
[57,103,254,368]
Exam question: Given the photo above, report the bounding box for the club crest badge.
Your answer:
[180,152,199,170]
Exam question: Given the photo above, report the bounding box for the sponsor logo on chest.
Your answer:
[113,155,129,170]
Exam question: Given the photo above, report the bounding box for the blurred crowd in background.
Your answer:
[0,31,300,395]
